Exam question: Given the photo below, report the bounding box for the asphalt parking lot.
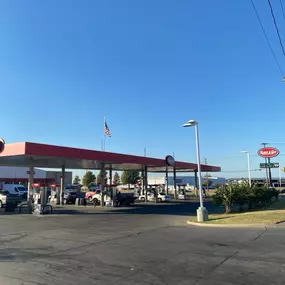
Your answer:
[0,201,285,285]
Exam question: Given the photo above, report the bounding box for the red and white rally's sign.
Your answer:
[258,147,280,158]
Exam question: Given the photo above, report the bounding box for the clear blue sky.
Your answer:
[1,0,285,179]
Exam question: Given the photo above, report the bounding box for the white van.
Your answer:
[3,184,27,195]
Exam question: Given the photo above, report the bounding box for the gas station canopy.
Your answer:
[0,142,221,173]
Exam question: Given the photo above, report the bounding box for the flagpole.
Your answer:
[103,116,106,151]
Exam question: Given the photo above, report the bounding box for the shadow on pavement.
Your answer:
[0,248,47,262]
[52,201,226,216]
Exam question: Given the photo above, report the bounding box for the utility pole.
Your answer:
[279,166,282,187]
[202,157,209,193]
[203,157,208,174]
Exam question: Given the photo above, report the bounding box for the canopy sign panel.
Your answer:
[0,142,221,172]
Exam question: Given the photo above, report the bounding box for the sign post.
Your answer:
[258,147,280,187]
[260,163,279,168]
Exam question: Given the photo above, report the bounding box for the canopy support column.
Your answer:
[109,166,115,206]
[173,167,177,199]
[101,163,106,207]
[165,167,169,195]
[60,165,65,205]
[27,166,34,205]
[141,167,145,195]
[194,170,198,197]
[109,167,112,186]
[144,165,148,202]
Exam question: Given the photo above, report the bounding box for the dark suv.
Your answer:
[64,191,77,204]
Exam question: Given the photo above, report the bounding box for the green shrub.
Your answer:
[213,183,240,213]
[213,182,279,214]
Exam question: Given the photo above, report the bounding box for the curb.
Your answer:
[186,220,276,228]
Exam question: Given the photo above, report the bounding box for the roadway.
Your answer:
[0,201,284,284]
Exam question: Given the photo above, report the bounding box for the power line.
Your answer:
[280,0,285,20]
[250,0,284,76]
[220,169,262,173]
[268,0,285,56]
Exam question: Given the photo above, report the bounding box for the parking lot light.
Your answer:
[183,120,208,222]
[240,150,251,187]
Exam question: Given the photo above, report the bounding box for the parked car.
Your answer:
[178,194,187,200]
[64,191,77,204]
[48,190,83,204]
[85,188,101,202]
[2,184,27,196]
[156,193,171,202]
[91,191,111,206]
[139,192,171,202]
[279,189,285,194]
[0,190,22,208]
[92,190,137,206]
[178,190,192,200]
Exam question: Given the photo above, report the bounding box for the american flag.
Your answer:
[104,121,111,137]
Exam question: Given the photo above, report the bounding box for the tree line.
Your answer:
[73,170,140,188]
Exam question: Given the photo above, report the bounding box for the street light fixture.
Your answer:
[240,150,251,187]
[183,120,208,222]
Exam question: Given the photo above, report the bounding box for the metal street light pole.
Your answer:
[183,120,208,222]
[279,166,282,187]
[195,123,204,208]
[240,151,251,187]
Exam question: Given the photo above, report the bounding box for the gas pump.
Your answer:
[178,184,187,200]
[31,183,51,214]
[101,184,115,207]
[49,184,60,204]
[107,184,117,207]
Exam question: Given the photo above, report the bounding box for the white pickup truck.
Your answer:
[91,190,137,206]
[0,190,22,208]
[139,192,172,202]
[91,192,111,205]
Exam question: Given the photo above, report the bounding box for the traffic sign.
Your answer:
[260,162,279,168]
